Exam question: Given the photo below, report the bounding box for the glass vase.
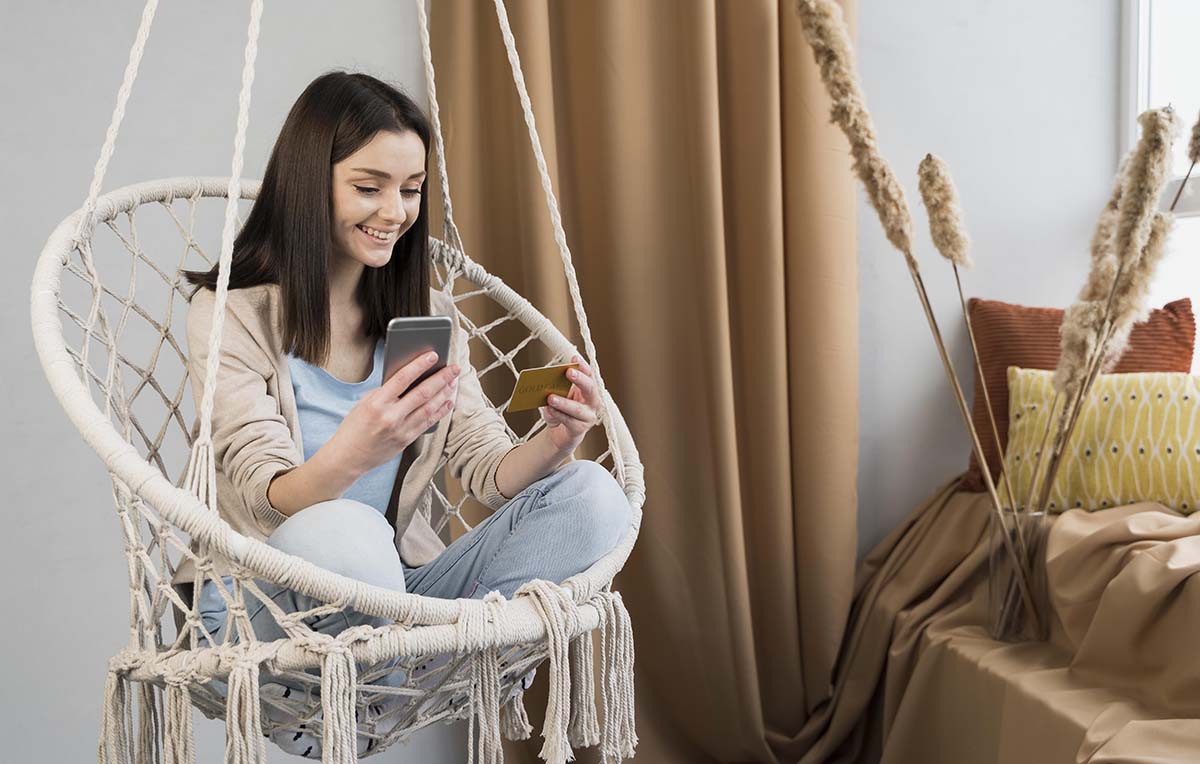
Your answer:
[987,507,1050,642]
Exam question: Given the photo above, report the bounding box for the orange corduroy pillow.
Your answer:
[960,296,1195,493]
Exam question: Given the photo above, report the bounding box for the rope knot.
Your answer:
[108,651,142,674]
[226,599,248,617]
[163,667,201,688]
[563,574,597,604]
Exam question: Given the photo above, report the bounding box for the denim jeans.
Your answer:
[196,459,631,649]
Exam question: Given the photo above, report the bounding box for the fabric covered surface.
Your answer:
[960,297,1195,492]
[795,477,1200,763]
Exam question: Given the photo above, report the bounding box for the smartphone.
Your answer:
[383,316,453,435]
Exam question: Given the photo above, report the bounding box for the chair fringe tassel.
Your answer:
[225,660,266,764]
[162,683,196,764]
[95,579,635,764]
[512,583,640,764]
[462,592,504,764]
[135,680,162,764]
[321,646,360,764]
[567,630,599,748]
[500,690,534,741]
[520,581,577,763]
[98,669,173,764]
[598,591,638,764]
[468,647,504,764]
[99,669,131,764]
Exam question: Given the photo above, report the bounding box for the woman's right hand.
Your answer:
[324,351,460,478]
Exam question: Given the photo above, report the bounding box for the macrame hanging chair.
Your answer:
[29,0,644,762]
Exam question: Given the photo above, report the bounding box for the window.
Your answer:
[1123,1,1200,370]
[1121,0,1199,217]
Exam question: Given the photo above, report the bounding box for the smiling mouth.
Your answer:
[357,224,397,244]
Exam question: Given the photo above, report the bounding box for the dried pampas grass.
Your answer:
[1033,108,1181,538]
[918,153,972,268]
[1171,109,1200,210]
[794,0,914,267]
[1191,108,1200,164]
[1104,211,1173,368]
[1079,158,1127,302]
[1051,107,1179,397]
[794,0,1040,631]
[918,152,1023,523]
[1113,109,1180,275]
[1053,301,1105,396]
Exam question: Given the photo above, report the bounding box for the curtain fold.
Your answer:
[431,2,858,761]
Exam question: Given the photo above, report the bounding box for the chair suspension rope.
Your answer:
[489,0,627,485]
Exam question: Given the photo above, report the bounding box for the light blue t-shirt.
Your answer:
[198,338,402,631]
[286,337,403,514]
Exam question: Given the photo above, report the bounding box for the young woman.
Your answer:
[174,71,630,754]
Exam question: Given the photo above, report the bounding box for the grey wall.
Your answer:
[854,0,1124,557]
[1,1,466,761]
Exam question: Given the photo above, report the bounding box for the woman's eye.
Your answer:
[402,189,421,198]
[354,186,378,195]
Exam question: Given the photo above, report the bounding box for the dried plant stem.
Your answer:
[908,266,1041,629]
[1168,160,1195,210]
[1020,392,1063,513]
[1035,316,1123,515]
[1034,291,1124,516]
[998,515,1036,633]
[953,264,1027,558]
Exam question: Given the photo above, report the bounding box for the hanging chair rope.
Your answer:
[69,0,160,430]
[414,0,467,257]
[72,0,160,250]
[487,0,627,487]
[416,0,627,488]
[185,0,265,516]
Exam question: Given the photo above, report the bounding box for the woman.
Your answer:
[174,71,631,756]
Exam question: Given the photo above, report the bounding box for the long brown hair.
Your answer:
[183,71,432,365]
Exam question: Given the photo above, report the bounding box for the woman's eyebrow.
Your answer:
[351,167,426,180]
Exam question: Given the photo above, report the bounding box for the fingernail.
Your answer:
[426,352,438,363]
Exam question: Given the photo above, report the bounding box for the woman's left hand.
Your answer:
[540,355,602,455]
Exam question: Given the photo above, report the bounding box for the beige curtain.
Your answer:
[431,2,859,761]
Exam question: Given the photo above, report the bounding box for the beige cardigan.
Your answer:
[170,283,516,595]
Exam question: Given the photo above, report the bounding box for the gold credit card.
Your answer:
[507,362,579,413]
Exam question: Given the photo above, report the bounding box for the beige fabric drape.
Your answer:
[791,478,1200,763]
[431,2,859,762]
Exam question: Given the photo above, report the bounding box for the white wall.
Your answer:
[854,0,1124,556]
[1,1,466,761]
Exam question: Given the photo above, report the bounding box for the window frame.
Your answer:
[1121,0,1199,217]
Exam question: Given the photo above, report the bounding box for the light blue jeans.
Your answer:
[196,460,631,651]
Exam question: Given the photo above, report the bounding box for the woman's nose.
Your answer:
[379,189,406,225]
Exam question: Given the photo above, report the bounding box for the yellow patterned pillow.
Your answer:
[1001,367,1200,514]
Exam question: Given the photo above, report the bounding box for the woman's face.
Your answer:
[329,129,426,270]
